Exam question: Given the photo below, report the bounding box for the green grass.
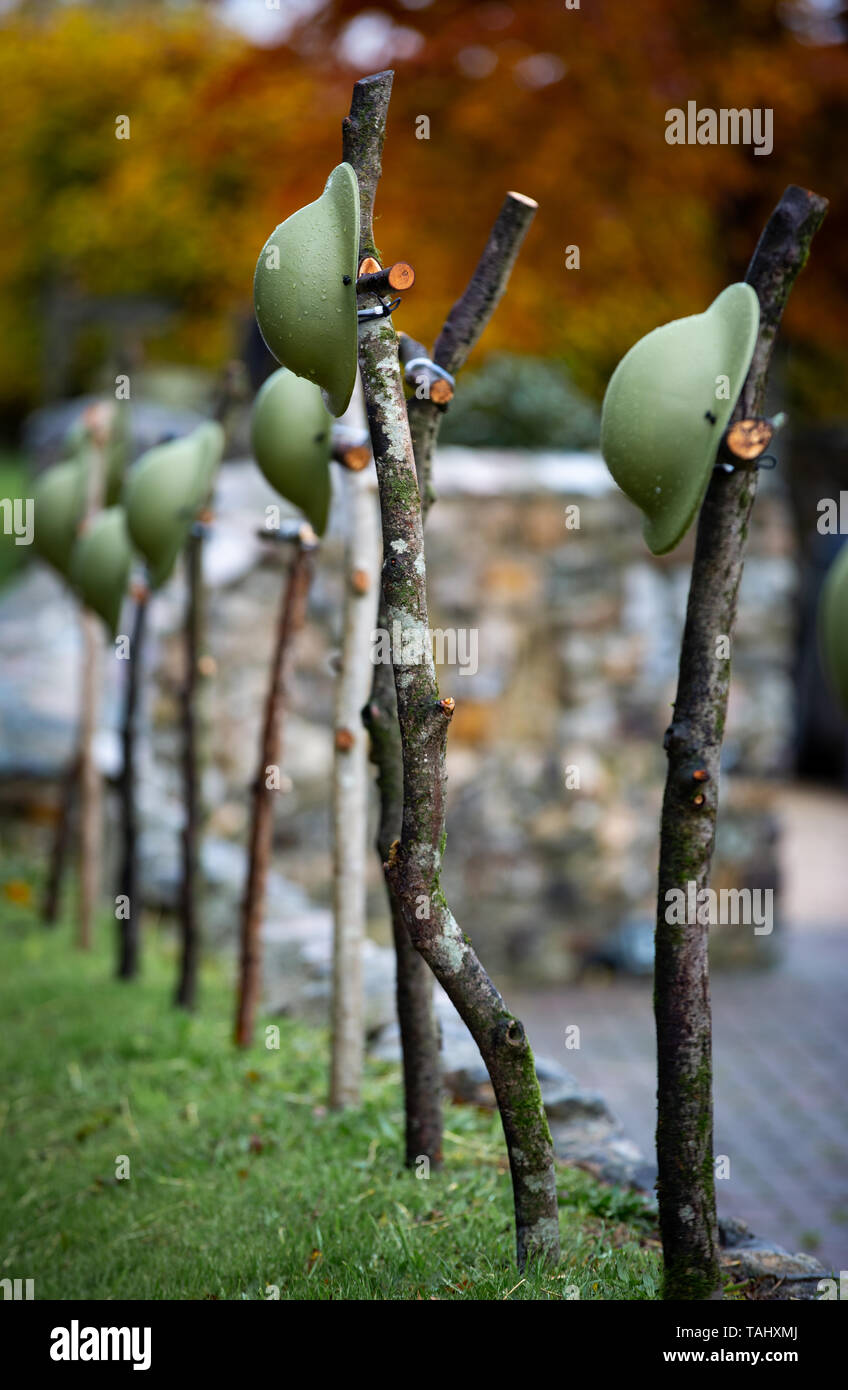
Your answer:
[0,890,662,1300]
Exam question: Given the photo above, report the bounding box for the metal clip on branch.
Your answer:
[355,259,414,323]
[397,331,456,406]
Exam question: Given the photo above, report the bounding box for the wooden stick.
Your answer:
[406,190,537,509]
[364,604,444,1165]
[364,183,537,1173]
[116,585,148,979]
[77,613,102,949]
[175,528,205,1009]
[234,537,312,1047]
[655,185,828,1300]
[345,69,559,1270]
[76,403,112,948]
[329,466,381,1107]
[42,751,80,925]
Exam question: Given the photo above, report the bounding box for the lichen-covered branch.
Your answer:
[345,69,559,1270]
[363,602,443,1165]
[360,119,538,1177]
[655,185,828,1299]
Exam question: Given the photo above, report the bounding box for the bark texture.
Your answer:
[367,188,538,1166]
[330,467,381,1106]
[77,610,102,949]
[234,539,312,1047]
[43,752,79,925]
[363,600,443,1165]
[345,70,559,1269]
[175,529,205,1009]
[655,185,828,1300]
[117,589,148,980]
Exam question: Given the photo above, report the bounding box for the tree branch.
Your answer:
[432,191,539,377]
[342,70,393,265]
[407,190,537,513]
[655,184,828,1300]
[235,538,312,1046]
[345,69,559,1270]
[364,148,539,1180]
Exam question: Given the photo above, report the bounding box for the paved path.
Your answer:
[511,788,848,1273]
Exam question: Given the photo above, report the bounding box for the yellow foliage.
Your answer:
[0,2,845,417]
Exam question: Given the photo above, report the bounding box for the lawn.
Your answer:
[0,886,663,1300]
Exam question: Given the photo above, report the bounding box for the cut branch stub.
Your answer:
[331,423,372,472]
[356,262,415,296]
[398,332,455,405]
[722,417,776,462]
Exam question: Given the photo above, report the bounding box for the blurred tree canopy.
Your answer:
[0,0,845,429]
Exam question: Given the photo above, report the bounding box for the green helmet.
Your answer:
[251,368,332,536]
[818,544,848,715]
[32,457,89,580]
[601,283,759,554]
[124,422,224,589]
[254,163,360,418]
[69,505,133,636]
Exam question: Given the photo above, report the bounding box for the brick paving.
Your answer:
[511,925,848,1272]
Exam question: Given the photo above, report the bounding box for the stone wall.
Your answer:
[0,445,795,981]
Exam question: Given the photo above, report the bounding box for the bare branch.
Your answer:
[346,70,559,1270]
[655,184,828,1299]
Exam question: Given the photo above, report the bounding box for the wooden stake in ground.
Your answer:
[329,465,381,1108]
[116,581,149,980]
[365,195,537,1167]
[344,69,559,1270]
[42,751,79,925]
[234,525,314,1047]
[654,185,827,1300]
[76,402,113,948]
[77,610,102,949]
[175,524,207,1009]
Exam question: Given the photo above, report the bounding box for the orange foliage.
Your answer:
[0,1,845,420]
